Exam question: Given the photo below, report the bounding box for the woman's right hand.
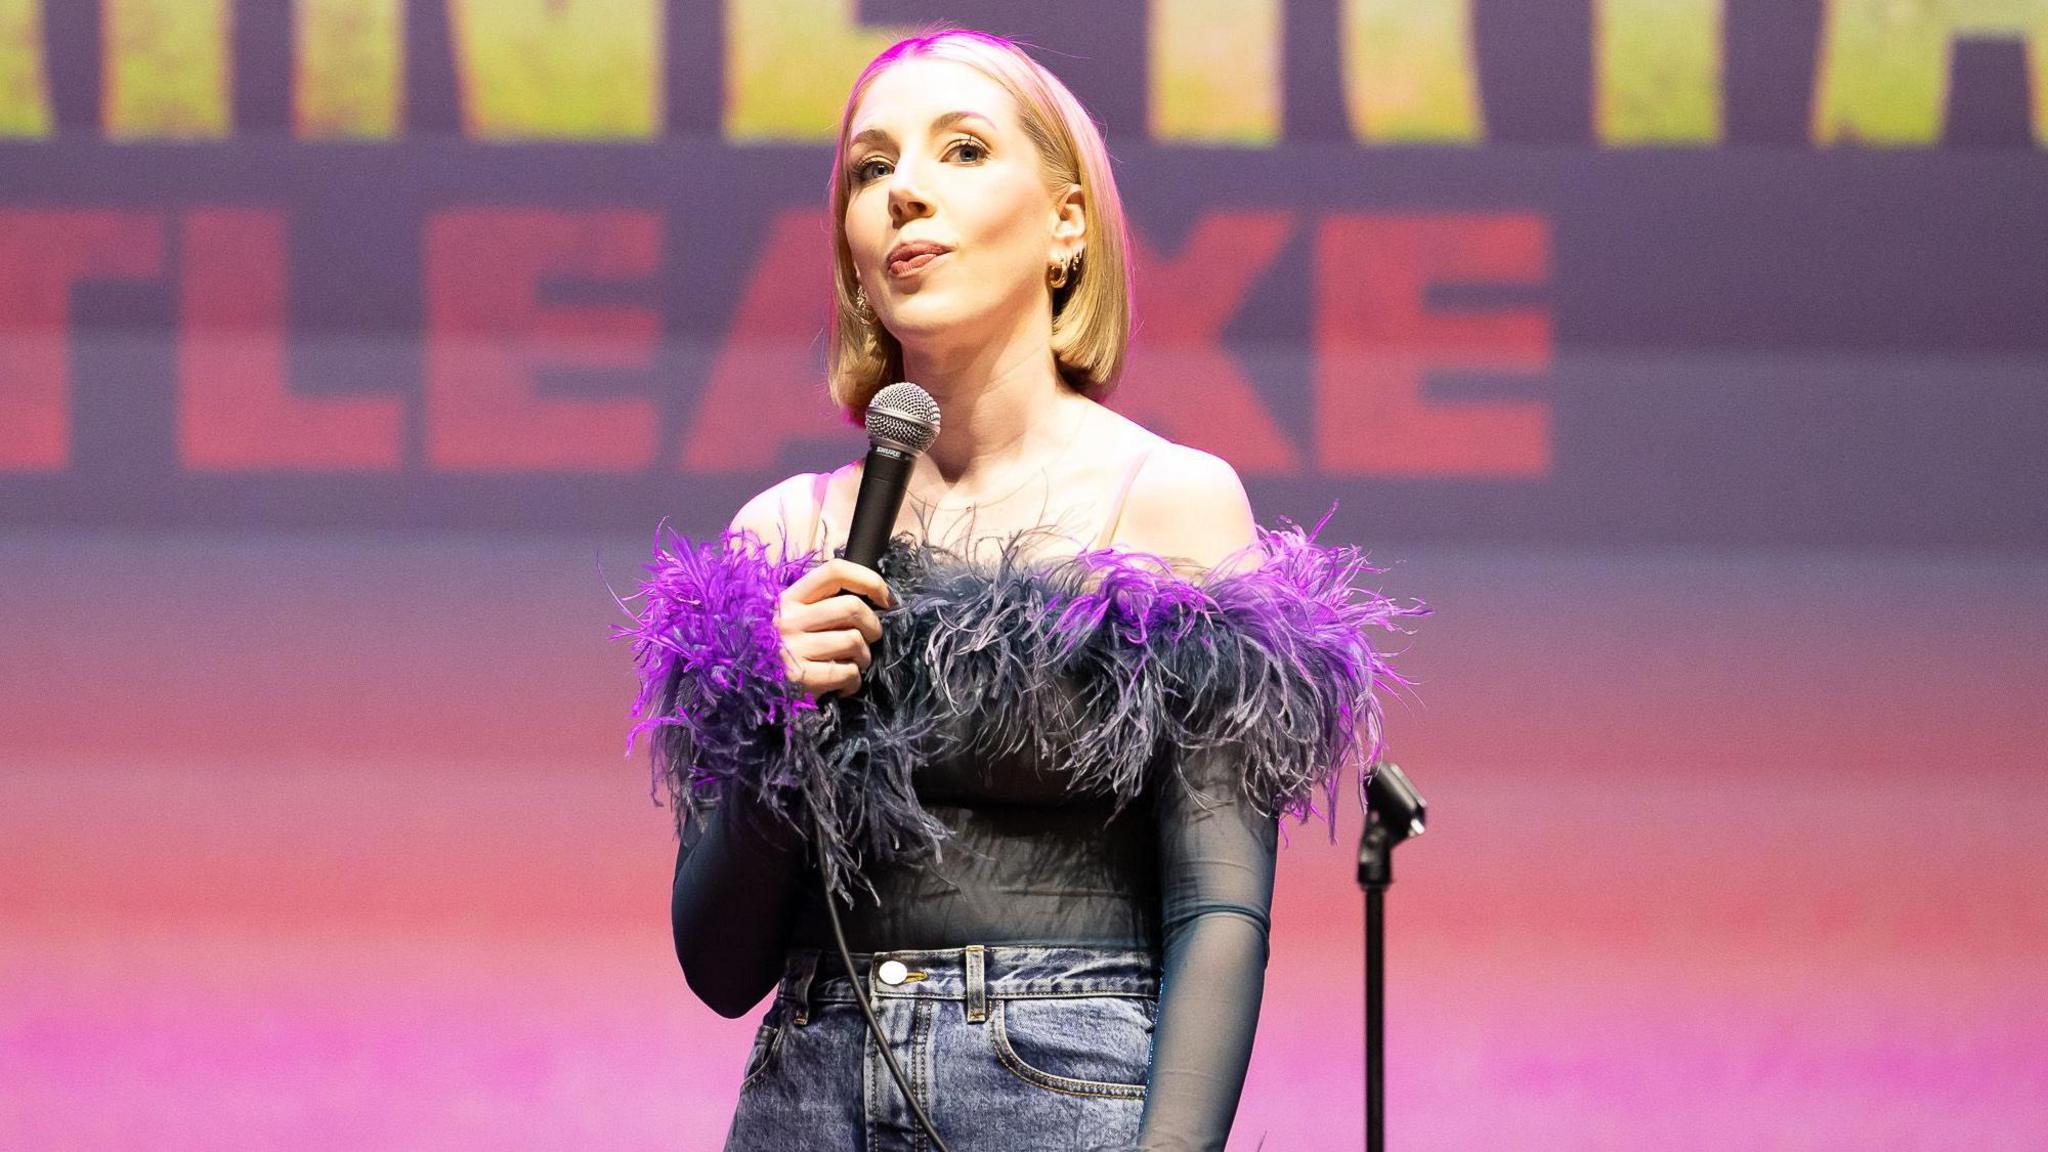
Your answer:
[775,558,896,701]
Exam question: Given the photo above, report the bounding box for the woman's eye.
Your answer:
[852,140,985,185]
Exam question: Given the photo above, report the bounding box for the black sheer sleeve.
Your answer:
[1138,742,1282,1151]
[670,793,805,1019]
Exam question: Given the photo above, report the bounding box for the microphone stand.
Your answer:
[1357,760,1426,1152]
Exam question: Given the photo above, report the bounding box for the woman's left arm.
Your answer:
[1118,446,1276,1151]
[1120,442,1426,1150]
[1138,744,1281,1152]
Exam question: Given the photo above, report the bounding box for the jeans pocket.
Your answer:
[989,995,1151,1099]
[739,1008,784,1091]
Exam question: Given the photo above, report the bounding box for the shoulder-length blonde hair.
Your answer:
[825,27,1134,424]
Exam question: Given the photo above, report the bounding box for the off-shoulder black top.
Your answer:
[624,512,1419,1151]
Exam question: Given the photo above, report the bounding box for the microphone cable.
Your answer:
[812,807,953,1152]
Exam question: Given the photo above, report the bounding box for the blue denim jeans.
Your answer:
[724,944,1161,1152]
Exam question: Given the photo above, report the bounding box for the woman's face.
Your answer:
[842,57,1078,350]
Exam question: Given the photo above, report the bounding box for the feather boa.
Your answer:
[614,507,1427,906]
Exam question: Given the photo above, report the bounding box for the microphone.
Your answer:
[842,381,941,574]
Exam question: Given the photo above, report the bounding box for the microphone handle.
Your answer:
[843,442,916,574]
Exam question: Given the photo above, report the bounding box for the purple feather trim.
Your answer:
[612,505,1426,906]
[613,517,817,812]
[610,517,950,906]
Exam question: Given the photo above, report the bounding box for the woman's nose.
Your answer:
[887,169,933,224]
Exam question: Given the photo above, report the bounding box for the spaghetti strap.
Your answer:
[1091,445,1156,550]
[805,471,831,557]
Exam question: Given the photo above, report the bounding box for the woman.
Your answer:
[622,26,1418,1152]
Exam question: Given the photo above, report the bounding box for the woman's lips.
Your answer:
[888,250,948,277]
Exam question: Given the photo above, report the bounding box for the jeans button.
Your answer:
[877,959,909,985]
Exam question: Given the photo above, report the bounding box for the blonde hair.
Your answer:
[825,27,1134,424]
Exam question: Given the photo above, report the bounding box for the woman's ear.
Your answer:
[1050,182,1086,255]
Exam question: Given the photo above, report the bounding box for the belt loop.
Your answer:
[964,944,988,1024]
[787,950,820,1027]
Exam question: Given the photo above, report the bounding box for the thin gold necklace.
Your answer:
[906,402,1093,513]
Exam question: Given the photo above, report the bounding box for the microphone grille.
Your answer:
[866,382,941,453]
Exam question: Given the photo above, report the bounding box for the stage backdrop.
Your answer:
[4,5,2045,1151]
[2,0,2044,546]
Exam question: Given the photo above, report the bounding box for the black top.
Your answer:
[636,490,1410,1152]
[673,728,1278,1152]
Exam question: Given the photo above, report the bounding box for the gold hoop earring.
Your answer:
[1048,250,1081,290]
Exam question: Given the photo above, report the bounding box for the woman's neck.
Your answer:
[900,337,1087,497]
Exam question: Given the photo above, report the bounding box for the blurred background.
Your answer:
[3,2,2044,1148]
